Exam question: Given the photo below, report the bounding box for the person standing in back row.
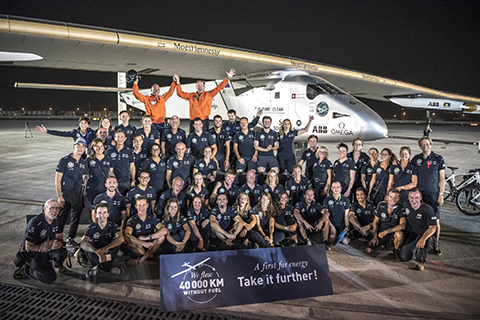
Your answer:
[174,68,236,133]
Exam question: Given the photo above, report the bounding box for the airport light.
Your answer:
[22,108,24,111]
[49,107,52,111]
[77,108,80,111]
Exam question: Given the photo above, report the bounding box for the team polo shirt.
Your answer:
[295,199,325,225]
[187,187,209,203]
[194,158,218,177]
[285,176,312,206]
[56,154,88,193]
[87,156,112,192]
[135,127,160,150]
[300,148,318,178]
[250,207,271,230]
[347,151,369,178]
[209,127,230,158]
[186,208,210,227]
[390,162,417,188]
[126,214,161,238]
[133,148,149,173]
[162,216,188,236]
[106,146,134,184]
[333,158,357,191]
[239,183,263,206]
[312,158,333,186]
[324,195,351,229]
[24,213,63,249]
[350,202,376,227]
[262,184,285,199]
[84,221,120,249]
[141,157,167,192]
[234,129,256,158]
[186,131,215,159]
[276,204,296,228]
[216,182,240,206]
[210,206,238,231]
[278,130,298,155]
[162,128,186,158]
[114,124,137,148]
[93,191,127,225]
[222,116,260,140]
[403,202,437,235]
[375,202,405,232]
[166,154,195,182]
[373,165,390,195]
[47,127,95,146]
[361,162,378,190]
[126,185,157,216]
[411,152,446,195]
[156,189,186,217]
[255,128,279,157]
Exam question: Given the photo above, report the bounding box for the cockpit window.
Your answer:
[306,83,345,100]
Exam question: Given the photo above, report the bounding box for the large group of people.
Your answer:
[14,70,446,284]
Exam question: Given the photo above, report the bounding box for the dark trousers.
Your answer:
[59,192,84,239]
[250,230,270,248]
[163,230,186,253]
[84,246,120,272]
[399,233,433,264]
[25,248,67,284]
[278,153,296,174]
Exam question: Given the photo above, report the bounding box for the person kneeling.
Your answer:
[77,202,125,279]
[123,196,168,266]
[161,198,191,253]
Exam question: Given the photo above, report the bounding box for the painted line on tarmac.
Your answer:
[0,198,43,206]
[441,231,480,237]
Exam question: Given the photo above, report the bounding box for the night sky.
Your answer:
[1,0,479,120]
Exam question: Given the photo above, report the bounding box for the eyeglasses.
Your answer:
[140,176,150,180]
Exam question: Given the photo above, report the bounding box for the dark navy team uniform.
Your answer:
[82,221,121,271]
[273,204,296,244]
[372,164,391,205]
[22,213,67,284]
[369,202,404,248]
[324,195,351,232]
[209,127,230,170]
[156,189,186,217]
[350,202,376,227]
[285,176,312,206]
[389,162,417,202]
[300,148,318,180]
[186,187,209,204]
[133,148,148,176]
[249,207,272,247]
[210,206,238,231]
[295,199,325,228]
[106,146,134,194]
[347,151,370,198]
[411,152,446,216]
[193,158,218,187]
[124,213,162,258]
[114,123,136,148]
[312,158,332,201]
[239,183,263,206]
[255,128,279,169]
[126,185,157,216]
[47,127,95,146]
[186,208,212,248]
[56,153,88,239]
[162,127,186,159]
[140,157,167,195]
[86,156,113,203]
[162,216,189,253]
[186,131,215,159]
[234,129,257,171]
[135,127,160,150]
[333,158,357,193]
[400,202,437,263]
[216,182,240,206]
[361,162,378,193]
[166,154,195,183]
[92,191,127,226]
[222,116,259,142]
[262,184,285,201]
[278,130,298,173]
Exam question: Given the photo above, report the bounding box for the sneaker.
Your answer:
[85,266,98,279]
[341,237,350,245]
[66,238,79,247]
[306,239,312,246]
[412,262,425,271]
[13,265,27,280]
[110,266,124,275]
[432,243,442,256]
[323,240,332,251]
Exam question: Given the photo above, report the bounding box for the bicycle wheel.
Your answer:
[444,180,454,201]
[456,185,480,216]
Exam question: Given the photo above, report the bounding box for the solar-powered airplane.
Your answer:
[1,14,479,142]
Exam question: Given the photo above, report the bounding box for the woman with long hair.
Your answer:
[234,192,256,249]
[186,195,210,251]
[388,146,418,203]
[361,148,379,192]
[369,148,397,205]
[140,143,166,198]
[250,192,276,247]
[86,138,113,203]
[311,146,332,203]
[186,172,210,208]
[97,116,114,146]
[272,191,298,246]
[262,169,285,201]
[332,142,356,198]
[193,146,217,190]
[161,198,190,253]
[277,116,313,174]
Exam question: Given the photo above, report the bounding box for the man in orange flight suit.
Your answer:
[174,68,236,134]
[133,76,176,135]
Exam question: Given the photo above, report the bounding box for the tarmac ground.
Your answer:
[0,119,479,319]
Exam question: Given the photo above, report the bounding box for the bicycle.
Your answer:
[443,166,475,202]
[456,170,480,216]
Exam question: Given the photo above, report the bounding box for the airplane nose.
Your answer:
[360,110,388,140]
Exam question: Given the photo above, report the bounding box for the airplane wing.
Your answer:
[1,14,480,105]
